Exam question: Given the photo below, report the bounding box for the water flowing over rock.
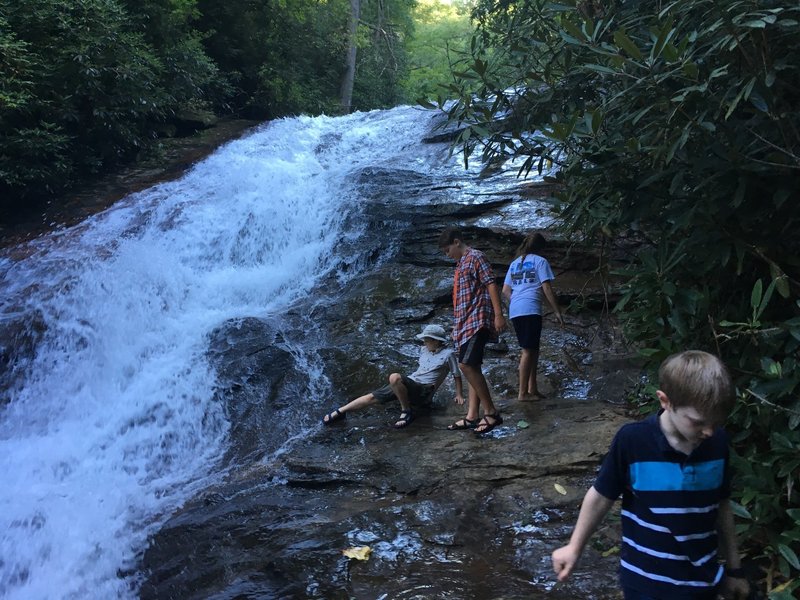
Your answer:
[0,106,638,599]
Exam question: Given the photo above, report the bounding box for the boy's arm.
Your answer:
[449,355,465,405]
[717,499,750,599]
[487,281,507,332]
[552,486,615,582]
[453,374,464,405]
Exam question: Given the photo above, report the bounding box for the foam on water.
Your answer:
[0,106,450,599]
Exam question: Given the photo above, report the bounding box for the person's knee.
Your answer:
[388,372,403,386]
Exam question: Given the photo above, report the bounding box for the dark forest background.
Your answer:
[0,0,471,207]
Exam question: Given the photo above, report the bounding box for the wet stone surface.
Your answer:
[0,111,654,599]
[139,177,641,599]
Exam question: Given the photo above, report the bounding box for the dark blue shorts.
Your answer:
[622,587,718,600]
[458,329,490,367]
[511,314,542,350]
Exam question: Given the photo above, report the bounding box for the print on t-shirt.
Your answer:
[510,260,540,285]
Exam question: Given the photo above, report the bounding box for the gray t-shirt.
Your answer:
[409,346,460,388]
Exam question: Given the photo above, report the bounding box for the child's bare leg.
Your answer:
[323,392,376,423]
[388,373,414,427]
[388,373,410,411]
[460,362,496,416]
[518,348,542,399]
[339,393,377,413]
[518,348,533,400]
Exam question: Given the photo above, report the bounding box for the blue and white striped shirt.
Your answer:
[594,411,730,598]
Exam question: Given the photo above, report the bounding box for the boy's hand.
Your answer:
[720,574,750,599]
[551,544,580,582]
[453,393,465,405]
[494,314,507,333]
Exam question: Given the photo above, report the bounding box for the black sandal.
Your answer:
[322,408,346,425]
[393,410,414,429]
[474,412,503,435]
[447,417,479,430]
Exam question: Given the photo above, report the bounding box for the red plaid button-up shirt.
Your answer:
[452,247,498,348]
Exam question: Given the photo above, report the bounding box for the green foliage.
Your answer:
[402,0,475,104]
[1,0,168,202]
[440,0,800,590]
[196,0,412,116]
[118,0,229,108]
[1,0,414,209]
[195,0,341,117]
[351,0,414,110]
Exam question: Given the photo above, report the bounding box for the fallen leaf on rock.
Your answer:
[342,546,372,560]
[554,483,567,495]
[602,545,619,557]
[517,420,529,429]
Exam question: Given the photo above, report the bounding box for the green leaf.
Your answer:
[725,77,756,119]
[583,63,619,75]
[637,348,661,357]
[771,432,794,450]
[778,543,800,570]
[517,420,530,429]
[651,20,676,60]
[750,91,769,112]
[613,29,642,60]
[561,20,587,42]
[742,18,767,29]
[631,106,653,125]
[559,31,584,46]
[750,279,763,312]
[590,109,602,133]
[730,500,752,520]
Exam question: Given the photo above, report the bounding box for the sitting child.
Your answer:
[322,324,464,429]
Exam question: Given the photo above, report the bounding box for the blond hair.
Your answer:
[658,350,735,421]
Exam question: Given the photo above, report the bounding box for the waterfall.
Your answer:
[0,106,460,600]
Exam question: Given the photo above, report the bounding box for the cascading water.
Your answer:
[0,106,478,600]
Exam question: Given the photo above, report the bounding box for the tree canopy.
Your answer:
[0,0,414,210]
[439,0,799,593]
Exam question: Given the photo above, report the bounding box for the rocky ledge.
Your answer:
[139,181,641,599]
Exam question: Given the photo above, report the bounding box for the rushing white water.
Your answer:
[0,106,463,600]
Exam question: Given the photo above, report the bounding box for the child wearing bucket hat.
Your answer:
[322,323,464,429]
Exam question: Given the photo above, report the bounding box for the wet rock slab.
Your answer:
[140,341,635,599]
[140,171,639,599]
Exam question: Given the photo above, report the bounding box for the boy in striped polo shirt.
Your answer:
[552,351,750,599]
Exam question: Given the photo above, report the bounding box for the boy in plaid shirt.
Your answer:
[438,228,507,435]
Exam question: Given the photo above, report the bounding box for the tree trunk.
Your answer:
[340,0,361,113]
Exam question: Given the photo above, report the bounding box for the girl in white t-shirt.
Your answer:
[502,233,564,401]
